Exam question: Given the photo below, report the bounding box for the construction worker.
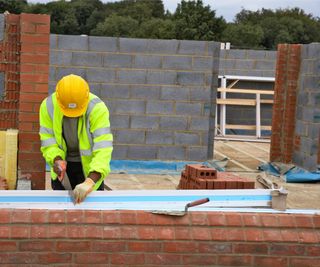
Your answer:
[39,74,113,203]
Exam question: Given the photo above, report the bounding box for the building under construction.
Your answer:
[0,13,319,266]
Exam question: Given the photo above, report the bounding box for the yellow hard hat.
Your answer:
[56,74,90,117]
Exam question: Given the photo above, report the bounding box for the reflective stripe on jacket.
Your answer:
[39,92,113,190]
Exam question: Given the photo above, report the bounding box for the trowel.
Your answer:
[151,197,209,216]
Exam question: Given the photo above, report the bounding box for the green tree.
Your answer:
[234,7,320,49]
[221,23,264,49]
[173,0,226,40]
[90,14,139,37]
[0,0,27,13]
[46,1,79,34]
[136,18,175,39]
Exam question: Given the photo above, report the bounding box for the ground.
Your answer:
[45,140,320,210]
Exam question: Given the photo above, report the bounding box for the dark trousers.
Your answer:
[51,161,104,191]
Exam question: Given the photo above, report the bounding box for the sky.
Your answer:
[28,0,320,22]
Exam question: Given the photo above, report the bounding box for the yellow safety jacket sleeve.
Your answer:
[39,97,66,169]
[87,100,113,189]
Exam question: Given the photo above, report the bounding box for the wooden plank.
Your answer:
[216,98,256,106]
[0,131,5,178]
[218,88,274,95]
[219,124,272,130]
[261,99,274,104]
[5,129,18,190]
[0,130,18,190]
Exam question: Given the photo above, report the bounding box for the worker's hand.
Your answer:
[73,178,95,204]
[53,160,67,181]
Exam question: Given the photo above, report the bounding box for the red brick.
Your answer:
[295,215,314,228]
[145,254,182,265]
[0,226,10,238]
[155,226,175,240]
[11,209,31,223]
[48,210,65,223]
[66,225,86,239]
[281,229,299,242]
[218,255,252,266]
[85,225,103,239]
[38,252,72,264]
[183,254,217,265]
[128,241,161,252]
[136,211,154,225]
[84,210,102,224]
[56,241,91,252]
[20,13,50,24]
[270,244,305,256]
[102,210,120,224]
[10,226,30,239]
[191,227,211,240]
[190,211,208,225]
[0,210,11,223]
[119,210,137,224]
[163,241,197,253]
[30,225,47,238]
[103,226,121,239]
[242,213,261,226]
[254,256,288,267]
[75,253,109,264]
[298,230,319,243]
[111,253,145,265]
[289,258,320,267]
[0,241,17,251]
[92,241,126,252]
[66,210,84,223]
[233,243,268,254]
[225,213,243,226]
[211,228,228,241]
[119,226,137,239]
[244,229,264,241]
[174,226,191,240]
[20,241,54,252]
[47,225,66,238]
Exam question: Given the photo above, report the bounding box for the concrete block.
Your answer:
[0,14,4,41]
[160,117,188,130]
[108,100,145,114]
[89,83,101,95]
[248,50,266,59]
[161,87,189,101]
[193,57,213,70]
[224,49,247,59]
[131,116,159,129]
[115,129,145,144]
[112,145,128,159]
[110,115,130,128]
[146,131,173,145]
[134,55,162,69]
[187,147,207,161]
[48,81,55,95]
[100,84,130,99]
[189,117,210,131]
[56,68,86,81]
[254,60,276,70]
[302,155,318,171]
[162,56,192,70]
[118,70,146,84]
[50,34,57,49]
[158,146,186,160]
[176,102,202,115]
[50,51,72,66]
[119,38,148,53]
[300,137,313,154]
[57,34,88,50]
[130,86,160,99]
[104,54,133,68]
[147,39,179,54]
[86,69,116,83]
[177,72,205,85]
[146,101,174,114]
[302,108,314,121]
[235,60,254,70]
[127,146,157,160]
[208,41,221,56]
[200,132,209,145]
[175,132,200,145]
[178,40,207,55]
[309,124,320,139]
[146,71,177,85]
[0,72,4,98]
[72,52,102,67]
[89,36,117,52]
[190,87,211,101]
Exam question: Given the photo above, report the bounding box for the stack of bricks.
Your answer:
[178,164,255,190]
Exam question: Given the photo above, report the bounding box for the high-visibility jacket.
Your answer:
[39,92,113,190]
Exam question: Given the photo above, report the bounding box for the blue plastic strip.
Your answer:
[0,194,270,203]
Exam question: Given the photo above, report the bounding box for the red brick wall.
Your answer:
[0,13,50,189]
[270,44,301,163]
[0,209,319,266]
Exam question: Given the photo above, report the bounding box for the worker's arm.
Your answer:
[87,99,113,190]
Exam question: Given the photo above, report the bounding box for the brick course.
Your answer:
[0,209,319,266]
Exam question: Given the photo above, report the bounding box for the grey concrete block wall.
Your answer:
[219,49,276,77]
[50,35,220,161]
[292,43,320,171]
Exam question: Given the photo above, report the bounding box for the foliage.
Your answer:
[173,0,226,40]
[1,0,319,49]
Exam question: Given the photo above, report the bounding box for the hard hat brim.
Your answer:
[59,104,87,118]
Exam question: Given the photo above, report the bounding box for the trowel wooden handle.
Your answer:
[186,198,210,209]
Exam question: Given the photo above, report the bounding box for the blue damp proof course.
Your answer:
[0,194,271,203]
[258,162,320,183]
